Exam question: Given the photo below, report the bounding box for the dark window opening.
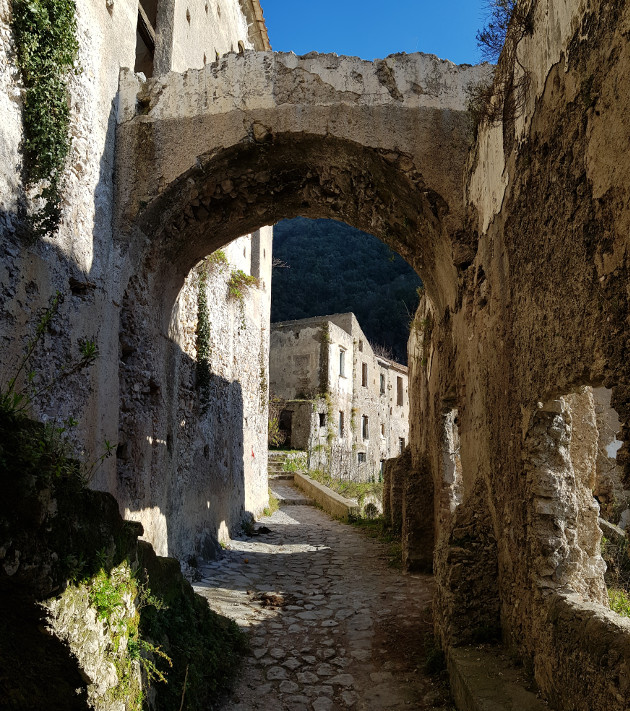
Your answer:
[362,415,369,440]
[339,411,345,437]
[380,373,385,395]
[358,452,366,463]
[362,362,368,387]
[339,349,346,377]
[358,339,363,352]
[319,412,326,428]
[279,409,293,447]
[135,1,157,78]
[399,437,405,454]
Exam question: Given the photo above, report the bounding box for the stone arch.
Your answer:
[112,50,490,558]
[133,133,451,315]
[115,51,492,311]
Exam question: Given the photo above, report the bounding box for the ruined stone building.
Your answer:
[2,0,630,709]
[269,313,410,481]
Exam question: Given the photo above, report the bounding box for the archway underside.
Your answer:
[135,133,457,309]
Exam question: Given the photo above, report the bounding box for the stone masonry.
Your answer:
[2,0,630,709]
[269,313,409,482]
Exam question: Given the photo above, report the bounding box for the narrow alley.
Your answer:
[194,482,453,711]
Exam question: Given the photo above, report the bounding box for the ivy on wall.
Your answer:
[195,267,211,411]
[11,0,79,238]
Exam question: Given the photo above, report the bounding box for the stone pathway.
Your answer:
[195,489,453,711]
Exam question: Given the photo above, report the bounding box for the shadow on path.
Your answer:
[194,489,454,711]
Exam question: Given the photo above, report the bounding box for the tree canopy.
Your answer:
[271,218,422,364]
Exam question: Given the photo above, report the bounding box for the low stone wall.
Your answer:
[447,646,546,711]
[293,473,360,521]
[536,593,630,711]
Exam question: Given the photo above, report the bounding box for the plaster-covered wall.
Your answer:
[0,0,273,561]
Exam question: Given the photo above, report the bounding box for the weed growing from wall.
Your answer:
[268,397,287,448]
[228,269,259,329]
[11,0,80,239]
[82,564,171,708]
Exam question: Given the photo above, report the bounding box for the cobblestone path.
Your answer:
[194,487,454,711]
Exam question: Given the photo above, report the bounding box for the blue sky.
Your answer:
[261,0,489,65]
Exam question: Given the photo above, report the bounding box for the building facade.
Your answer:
[269,313,409,482]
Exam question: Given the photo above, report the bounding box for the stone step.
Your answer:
[269,482,313,506]
[269,473,294,481]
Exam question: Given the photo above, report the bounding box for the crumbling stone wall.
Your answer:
[418,0,630,707]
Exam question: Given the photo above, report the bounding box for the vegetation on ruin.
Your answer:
[1,292,98,418]
[205,248,229,270]
[476,0,518,62]
[195,267,212,410]
[82,564,172,709]
[228,269,259,301]
[350,516,402,569]
[11,0,80,239]
[268,397,287,447]
[259,327,268,412]
[468,0,534,136]
[272,218,422,364]
[263,489,280,517]
[601,535,630,617]
[307,468,383,507]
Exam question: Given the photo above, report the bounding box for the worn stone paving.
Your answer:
[194,488,454,711]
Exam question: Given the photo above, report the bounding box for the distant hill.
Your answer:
[270,218,422,364]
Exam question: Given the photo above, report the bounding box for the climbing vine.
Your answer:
[318,322,331,396]
[195,267,211,411]
[259,326,267,412]
[11,0,80,239]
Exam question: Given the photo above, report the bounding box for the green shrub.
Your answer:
[608,588,630,617]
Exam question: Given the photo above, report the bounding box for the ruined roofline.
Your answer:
[271,313,409,372]
[271,312,358,334]
[376,357,409,375]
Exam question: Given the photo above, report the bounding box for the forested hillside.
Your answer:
[271,218,422,364]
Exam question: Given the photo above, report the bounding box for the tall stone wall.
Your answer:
[0,0,272,561]
[414,0,630,707]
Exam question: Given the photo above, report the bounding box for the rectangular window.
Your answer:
[397,377,404,406]
[339,411,345,437]
[362,415,369,440]
[380,373,385,395]
[358,452,366,463]
[399,437,405,454]
[381,423,385,438]
[339,349,346,377]
[362,362,368,387]
[135,0,157,78]
[319,413,326,428]
[358,339,363,352]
